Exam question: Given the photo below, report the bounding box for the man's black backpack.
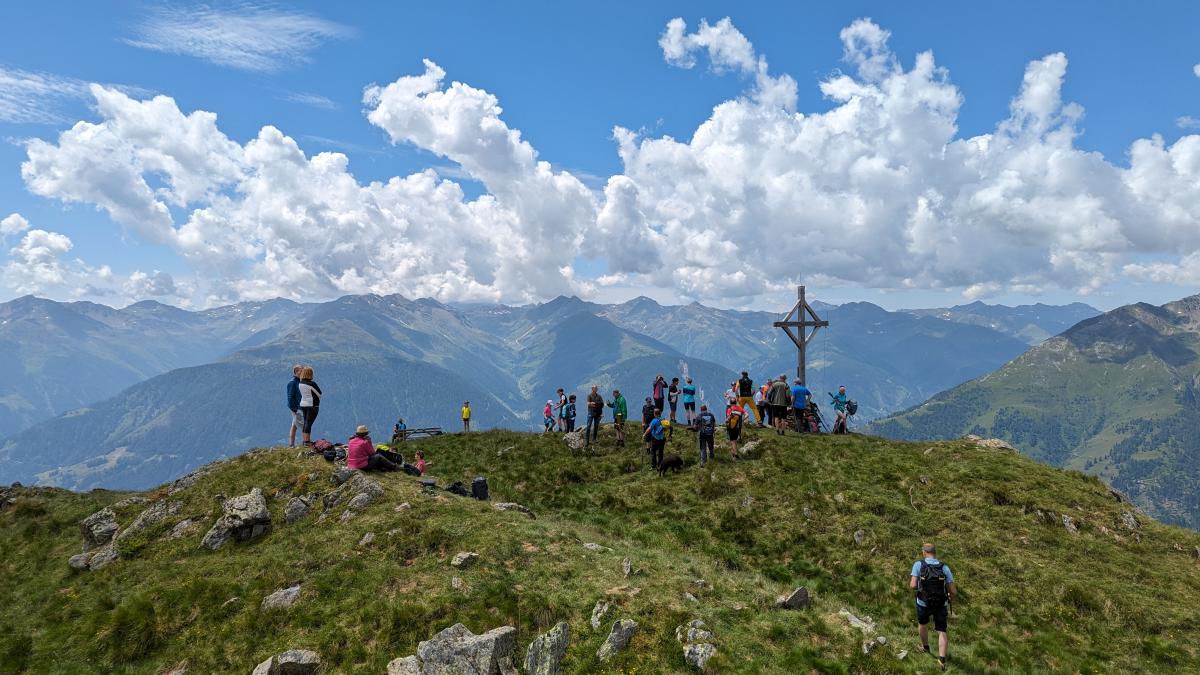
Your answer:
[916,561,949,607]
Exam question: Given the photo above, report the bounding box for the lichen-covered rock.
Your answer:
[168,519,197,539]
[1062,514,1079,534]
[525,621,570,675]
[596,619,637,661]
[348,493,374,510]
[261,585,301,610]
[386,655,420,675]
[81,507,118,551]
[416,623,517,674]
[359,532,376,547]
[684,642,716,670]
[68,553,90,570]
[116,500,180,543]
[1120,511,1139,531]
[251,649,321,675]
[87,542,120,570]
[493,502,535,519]
[201,488,271,551]
[284,496,313,524]
[590,600,610,630]
[451,551,480,569]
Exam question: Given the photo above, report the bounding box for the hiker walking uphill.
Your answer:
[696,404,717,467]
[681,377,697,427]
[737,372,763,426]
[831,385,851,434]
[643,408,666,469]
[726,400,745,458]
[286,364,304,447]
[910,543,958,670]
[297,366,322,447]
[767,374,792,436]
[585,385,604,445]
[607,389,628,447]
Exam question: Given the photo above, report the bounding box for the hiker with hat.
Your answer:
[347,425,400,472]
[910,543,957,670]
[607,389,628,447]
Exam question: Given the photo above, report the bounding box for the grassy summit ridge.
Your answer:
[2,430,1198,673]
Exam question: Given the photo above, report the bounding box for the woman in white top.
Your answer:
[297,366,322,446]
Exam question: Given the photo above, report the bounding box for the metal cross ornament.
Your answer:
[773,285,829,385]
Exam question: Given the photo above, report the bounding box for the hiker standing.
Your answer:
[641,397,656,454]
[555,388,567,432]
[767,374,791,436]
[667,377,681,424]
[643,408,666,469]
[790,379,812,432]
[696,404,717,467]
[543,400,555,433]
[585,385,604,445]
[737,372,763,426]
[287,364,303,447]
[910,543,957,671]
[753,384,766,430]
[681,377,697,427]
[297,366,321,446]
[726,400,744,458]
[651,374,667,415]
[723,382,737,418]
[607,389,628,447]
[461,401,471,433]
[565,395,577,432]
[831,385,850,434]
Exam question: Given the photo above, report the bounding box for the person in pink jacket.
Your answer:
[347,425,400,472]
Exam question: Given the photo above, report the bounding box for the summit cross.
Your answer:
[773,285,829,385]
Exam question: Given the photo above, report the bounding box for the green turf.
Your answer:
[2,428,1198,673]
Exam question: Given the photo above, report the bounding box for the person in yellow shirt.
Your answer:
[461,401,471,433]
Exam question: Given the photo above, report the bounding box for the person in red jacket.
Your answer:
[347,425,400,472]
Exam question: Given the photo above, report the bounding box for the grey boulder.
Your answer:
[251,649,321,675]
[684,642,717,670]
[597,619,638,661]
[775,587,810,610]
[390,623,518,674]
[201,488,271,551]
[525,621,570,675]
[261,585,302,610]
[81,507,118,551]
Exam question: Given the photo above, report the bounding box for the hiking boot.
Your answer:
[939,656,947,670]
[921,644,930,654]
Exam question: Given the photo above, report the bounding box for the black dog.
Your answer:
[657,453,683,476]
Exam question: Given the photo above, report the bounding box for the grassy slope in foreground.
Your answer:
[2,430,1199,674]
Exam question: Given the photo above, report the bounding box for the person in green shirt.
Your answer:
[607,389,628,448]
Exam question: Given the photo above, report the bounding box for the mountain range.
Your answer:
[0,293,1096,491]
[871,294,1200,529]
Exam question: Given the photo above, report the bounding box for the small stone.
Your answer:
[284,496,313,524]
[395,503,412,512]
[451,577,464,590]
[596,619,638,661]
[1062,514,1078,534]
[853,529,865,546]
[348,493,374,510]
[693,579,708,589]
[622,558,632,577]
[802,507,813,519]
[332,468,355,485]
[1120,511,1139,531]
[741,495,754,508]
[775,587,810,610]
[261,585,301,610]
[834,493,845,504]
[68,553,90,570]
[590,600,610,630]
[876,635,887,645]
[493,502,536,519]
[897,649,908,660]
[919,475,931,485]
[451,551,480,569]
[684,592,698,603]
[687,627,714,642]
[838,609,876,635]
[359,532,375,547]
[583,542,610,552]
[862,640,876,655]
[524,621,570,675]
[684,642,717,670]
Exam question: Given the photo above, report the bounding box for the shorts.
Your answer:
[614,414,625,426]
[727,426,741,442]
[290,409,304,430]
[770,405,788,421]
[669,400,678,412]
[684,401,695,411]
[916,603,948,633]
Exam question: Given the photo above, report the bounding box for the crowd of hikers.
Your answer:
[285,363,967,669]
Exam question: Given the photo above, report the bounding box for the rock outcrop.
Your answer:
[201,488,271,551]
[70,506,123,571]
[524,621,570,675]
[322,472,383,520]
[261,585,301,610]
[493,502,536,519]
[251,649,321,675]
[676,618,717,670]
[775,587,810,610]
[589,600,610,630]
[387,623,517,674]
[596,619,637,661]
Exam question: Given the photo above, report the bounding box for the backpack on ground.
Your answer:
[917,561,949,607]
[446,481,471,497]
[472,476,489,501]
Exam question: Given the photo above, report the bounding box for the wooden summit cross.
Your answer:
[773,285,829,385]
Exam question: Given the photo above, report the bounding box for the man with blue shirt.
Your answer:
[790,379,811,432]
[909,543,957,670]
[642,408,666,470]
[680,377,698,427]
[286,364,303,447]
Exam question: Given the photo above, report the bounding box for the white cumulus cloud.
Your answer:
[15,17,1200,307]
[1,212,30,237]
[125,4,352,72]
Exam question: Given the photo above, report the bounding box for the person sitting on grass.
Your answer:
[414,449,428,475]
[347,425,400,472]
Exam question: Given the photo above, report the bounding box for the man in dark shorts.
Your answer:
[681,377,697,427]
[667,377,680,424]
[910,543,957,670]
[607,389,628,447]
[585,385,604,445]
[766,374,792,436]
[643,408,666,469]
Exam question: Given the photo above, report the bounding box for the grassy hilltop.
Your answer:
[2,429,1199,673]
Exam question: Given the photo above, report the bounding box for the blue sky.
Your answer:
[1,1,1199,311]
